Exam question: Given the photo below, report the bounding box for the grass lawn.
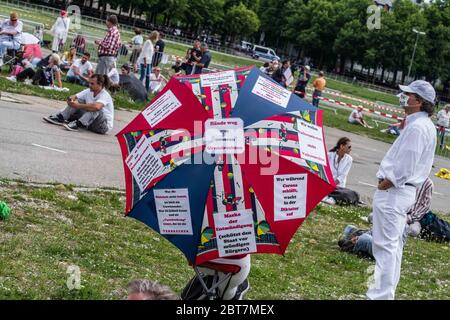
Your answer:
[305,76,400,107]
[0,180,448,300]
[321,106,397,145]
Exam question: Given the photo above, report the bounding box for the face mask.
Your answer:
[399,93,410,108]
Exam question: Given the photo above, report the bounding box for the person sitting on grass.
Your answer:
[109,64,148,102]
[72,33,86,56]
[337,178,449,259]
[323,137,362,206]
[380,119,404,136]
[171,56,183,76]
[348,106,373,128]
[149,66,168,94]
[16,53,62,88]
[107,64,120,87]
[43,74,114,134]
[60,47,77,72]
[65,52,93,86]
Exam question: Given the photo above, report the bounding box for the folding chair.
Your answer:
[182,261,242,300]
[2,37,22,72]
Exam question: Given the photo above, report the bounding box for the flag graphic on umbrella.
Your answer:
[116,67,335,265]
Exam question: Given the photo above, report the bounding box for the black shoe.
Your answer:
[232,279,250,300]
[43,114,65,126]
[63,120,83,132]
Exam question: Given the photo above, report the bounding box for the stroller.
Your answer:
[0,36,23,73]
[181,257,250,300]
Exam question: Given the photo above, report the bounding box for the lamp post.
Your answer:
[407,28,426,81]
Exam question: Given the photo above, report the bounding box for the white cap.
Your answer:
[399,80,436,104]
[305,65,310,71]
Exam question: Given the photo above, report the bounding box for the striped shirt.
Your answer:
[98,26,121,56]
[407,177,433,223]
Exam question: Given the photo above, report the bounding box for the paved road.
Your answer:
[0,93,448,212]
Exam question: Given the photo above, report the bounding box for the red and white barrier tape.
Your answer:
[305,87,403,114]
[296,90,405,121]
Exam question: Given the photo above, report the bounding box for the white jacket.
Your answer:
[137,39,154,66]
[51,17,70,42]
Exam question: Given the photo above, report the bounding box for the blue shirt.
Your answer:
[194,50,211,74]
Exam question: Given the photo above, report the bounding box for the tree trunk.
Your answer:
[380,66,385,83]
[318,52,324,70]
[339,57,346,75]
[401,71,406,84]
[372,67,377,84]
[392,69,398,85]
[129,6,133,18]
[350,60,354,72]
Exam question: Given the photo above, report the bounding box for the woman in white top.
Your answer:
[51,10,70,53]
[149,66,168,94]
[328,137,353,188]
[137,31,159,92]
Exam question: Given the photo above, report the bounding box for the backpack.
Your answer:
[420,212,450,242]
[329,187,360,205]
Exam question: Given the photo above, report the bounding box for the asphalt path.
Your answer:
[0,93,448,212]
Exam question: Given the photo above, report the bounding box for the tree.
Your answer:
[226,3,260,44]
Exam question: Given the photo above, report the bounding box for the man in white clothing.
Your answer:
[43,74,114,134]
[66,52,93,86]
[348,106,372,128]
[50,10,70,53]
[366,80,436,300]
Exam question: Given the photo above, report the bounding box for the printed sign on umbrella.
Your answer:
[175,66,252,119]
[116,67,335,265]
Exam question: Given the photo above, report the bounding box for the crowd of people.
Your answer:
[0,11,210,135]
[0,10,448,302]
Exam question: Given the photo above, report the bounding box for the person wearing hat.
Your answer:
[293,65,311,99]
[366,80,437,300]
[0,12,23,67]
[50,10,70,53]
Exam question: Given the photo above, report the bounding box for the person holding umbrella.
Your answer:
[366,80,436,300]
[50,10,70,53]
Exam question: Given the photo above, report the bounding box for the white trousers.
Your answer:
[197,255,251,300]
[52,31,66,52]
[366,186,416,300]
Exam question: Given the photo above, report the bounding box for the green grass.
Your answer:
[0,180,448,299]
[307,76,400,107]
[321,107,397,144]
